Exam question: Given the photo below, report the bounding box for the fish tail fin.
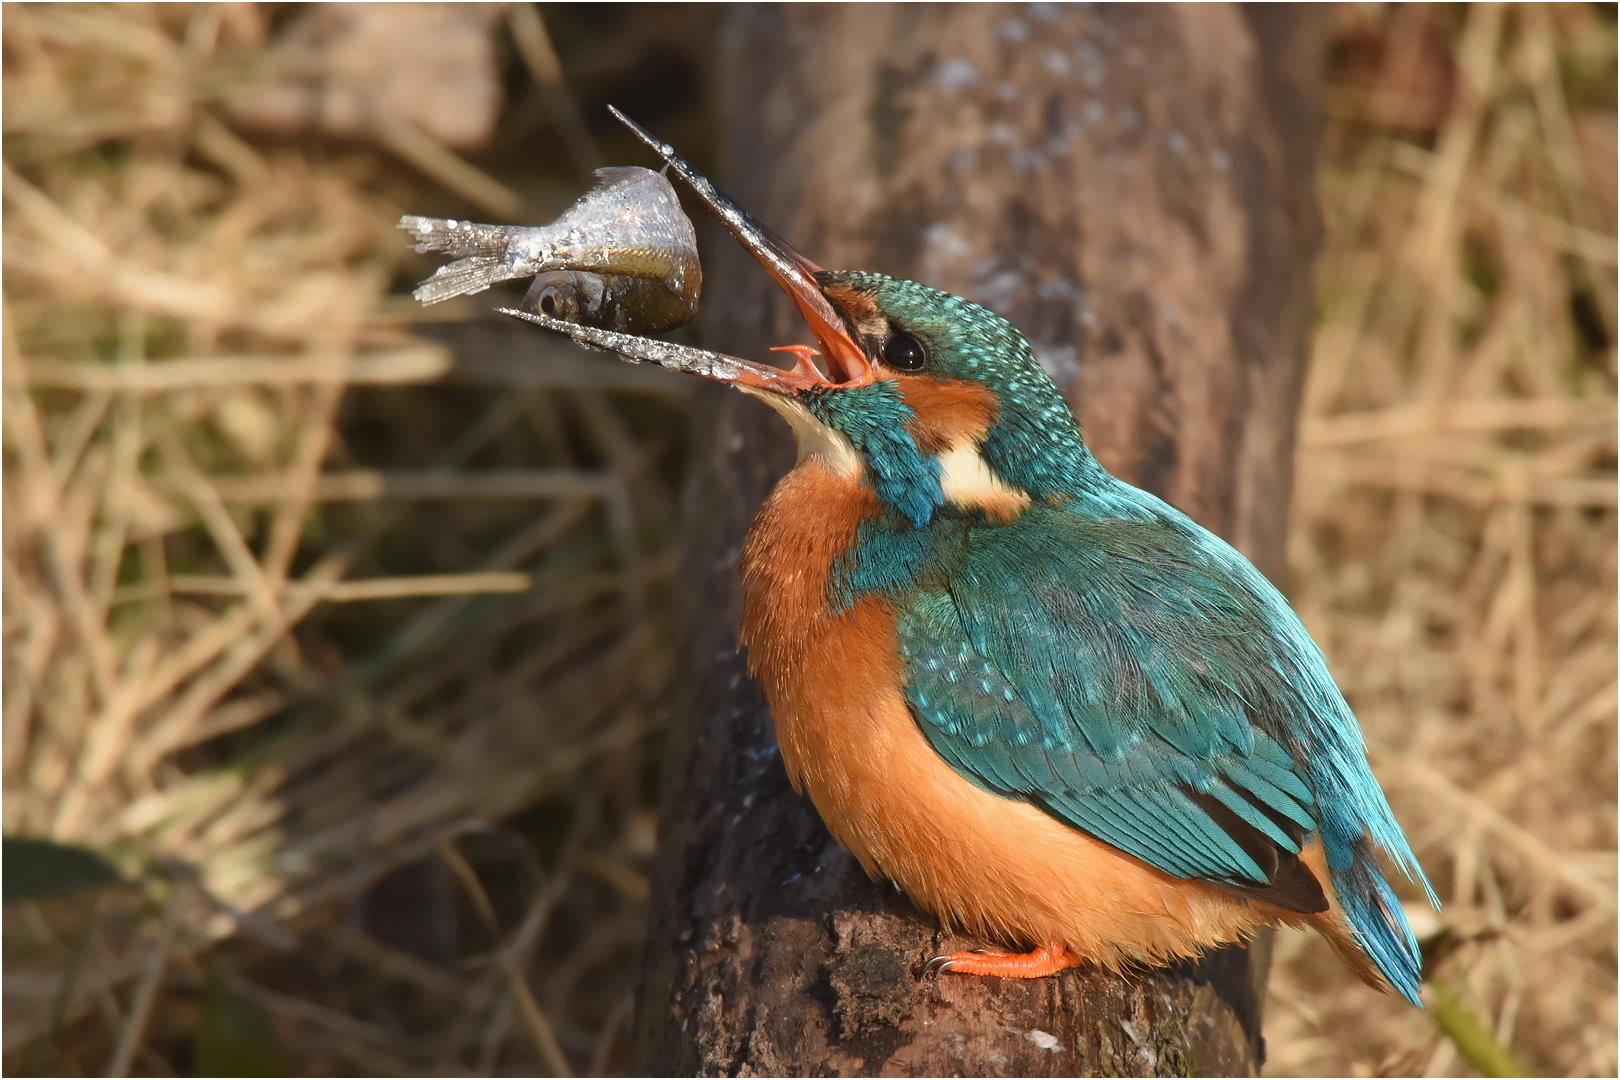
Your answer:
[398,216,527,259]
[410,255,513,305]
[398,216,540,303]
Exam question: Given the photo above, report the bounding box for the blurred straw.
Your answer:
[117,571,533,604]
[4,5,670,1071]
[21,347,454,389]
[507,2,602,178]
[436,835,573,1078]
[105,879,184,1078]
[1428,979,1526,1078]
[375,116,524,220]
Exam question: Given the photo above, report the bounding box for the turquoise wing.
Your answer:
[894,507,1331,910]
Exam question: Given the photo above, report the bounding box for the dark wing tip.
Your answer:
[1189,789,1330,914]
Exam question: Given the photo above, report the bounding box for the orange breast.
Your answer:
[737,459,1354,972]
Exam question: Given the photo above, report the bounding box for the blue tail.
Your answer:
[1328,841,1427,1004]
[1259,583,1439,1006]
[1320,802,1439,1006]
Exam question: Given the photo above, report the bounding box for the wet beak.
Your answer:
[609,108,871,388]
[502,110,872,396]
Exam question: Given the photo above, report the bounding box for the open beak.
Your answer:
[502,109,872,396]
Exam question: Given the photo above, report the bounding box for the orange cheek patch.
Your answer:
[821,282,881,326]
[895,376,999,454]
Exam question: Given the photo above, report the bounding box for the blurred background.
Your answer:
[2,3,1612,1076]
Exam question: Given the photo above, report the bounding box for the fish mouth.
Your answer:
[502,108,872,395]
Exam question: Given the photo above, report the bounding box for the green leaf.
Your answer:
[2,836,123,902]
[194,972,289,1078]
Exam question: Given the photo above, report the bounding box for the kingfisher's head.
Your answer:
[740,268,1098,527]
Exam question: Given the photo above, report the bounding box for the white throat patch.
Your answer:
[738,386,861,478]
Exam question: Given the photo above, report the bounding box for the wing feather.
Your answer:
[895,506,1327,903]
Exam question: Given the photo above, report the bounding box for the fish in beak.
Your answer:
[502,109,873,397]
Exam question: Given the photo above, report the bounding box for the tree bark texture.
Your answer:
[634,5,1323,1075]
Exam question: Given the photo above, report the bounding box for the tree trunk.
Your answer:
[634,4,1324,1075]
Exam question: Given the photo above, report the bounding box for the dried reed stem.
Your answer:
[436,836,573,1078]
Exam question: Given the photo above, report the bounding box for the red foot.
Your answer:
[926,940,1082,979]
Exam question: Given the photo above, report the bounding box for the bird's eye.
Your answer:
[881,331,927,371]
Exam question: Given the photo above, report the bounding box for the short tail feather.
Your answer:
[1310,832,1433,1006]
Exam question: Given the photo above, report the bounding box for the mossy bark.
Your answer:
[635,4,1324,1075]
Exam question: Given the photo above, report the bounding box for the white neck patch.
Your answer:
[936,442,1031,519]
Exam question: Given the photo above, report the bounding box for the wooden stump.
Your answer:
[634,5,1324,1074]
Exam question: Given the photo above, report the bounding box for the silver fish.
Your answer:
[400,165,701,333]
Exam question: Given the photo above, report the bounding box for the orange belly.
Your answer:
[737,458,1346,973]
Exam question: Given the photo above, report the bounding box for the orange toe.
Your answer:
[928,940,1082,979]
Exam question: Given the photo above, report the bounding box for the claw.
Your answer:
[921,947,990,978]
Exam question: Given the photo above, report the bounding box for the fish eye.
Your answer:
[535,284,574,318]
[524,274,578,320]
[881,331,927,371]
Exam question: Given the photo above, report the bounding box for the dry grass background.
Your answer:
[1,4,1613,1077]
[3,5,691,1074]
[1265,5,1616,1076]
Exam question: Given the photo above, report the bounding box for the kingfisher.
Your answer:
[511,113,1439,1005]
